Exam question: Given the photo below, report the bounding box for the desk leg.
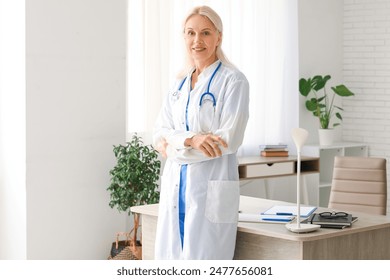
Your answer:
[264,179,269,199]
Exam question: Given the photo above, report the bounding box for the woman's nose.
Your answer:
[194,33,202,43]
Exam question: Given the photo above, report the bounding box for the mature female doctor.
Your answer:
[153,6,249,260]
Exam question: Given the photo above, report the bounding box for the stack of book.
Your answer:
[259,144,289,157]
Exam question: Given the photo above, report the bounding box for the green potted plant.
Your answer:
[299,75,355,145]
[107,133,161,259]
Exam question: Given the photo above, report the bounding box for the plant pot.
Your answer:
[318,129,334,146]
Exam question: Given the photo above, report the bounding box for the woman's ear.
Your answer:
[217,32,222,46]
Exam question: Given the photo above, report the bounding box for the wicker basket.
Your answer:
[108,229,142,260]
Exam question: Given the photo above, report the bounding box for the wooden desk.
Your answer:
[238,156,319,180]
[238,156,319,205]
[131,196,390,260]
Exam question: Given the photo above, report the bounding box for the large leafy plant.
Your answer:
[299,75,355,129]
[107,134,160,248]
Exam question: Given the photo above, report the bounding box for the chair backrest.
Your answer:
[328,156,387,215]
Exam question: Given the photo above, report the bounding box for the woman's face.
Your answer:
[184,14,221,67]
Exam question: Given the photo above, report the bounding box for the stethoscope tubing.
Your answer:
[199,61,222,106]
[177,61,222,132]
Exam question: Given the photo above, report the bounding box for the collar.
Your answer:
[187,60,221,83]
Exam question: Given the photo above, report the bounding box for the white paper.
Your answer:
[261,205,317,217]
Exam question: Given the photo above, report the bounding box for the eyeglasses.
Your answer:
[318,211,349,219]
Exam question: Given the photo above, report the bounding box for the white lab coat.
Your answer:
[153,60,249,260]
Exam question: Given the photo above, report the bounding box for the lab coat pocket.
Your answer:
[205,180,239,223]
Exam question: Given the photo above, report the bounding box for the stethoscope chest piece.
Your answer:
[198,93,216,133]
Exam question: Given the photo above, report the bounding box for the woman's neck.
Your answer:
[191,57,218,89]
[193,56,218,76]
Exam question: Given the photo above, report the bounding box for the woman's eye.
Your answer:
[203,31,210,35]
[187,31,195,36]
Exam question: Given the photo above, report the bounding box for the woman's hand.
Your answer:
[185,134,228,158]
[155,138,168,158]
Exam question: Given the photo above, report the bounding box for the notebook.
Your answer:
[304,213,358,229]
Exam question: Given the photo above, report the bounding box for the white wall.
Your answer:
[24,0,128,259]
[298,0,344,144]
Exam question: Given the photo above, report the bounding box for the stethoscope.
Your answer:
[175,61,222,133]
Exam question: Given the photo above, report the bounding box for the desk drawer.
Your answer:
[242,162,294,178]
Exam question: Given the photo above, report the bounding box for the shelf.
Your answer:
[297,158,320,174]
[319,181,332,188]
[305,142,367,150]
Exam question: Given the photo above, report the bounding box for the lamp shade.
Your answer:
[291,128,309,151]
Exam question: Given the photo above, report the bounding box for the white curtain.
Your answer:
[127,0,299,155]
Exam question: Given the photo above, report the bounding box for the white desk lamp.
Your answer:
[286,128,320,233]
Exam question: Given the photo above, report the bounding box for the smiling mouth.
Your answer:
[192,47,206,52]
